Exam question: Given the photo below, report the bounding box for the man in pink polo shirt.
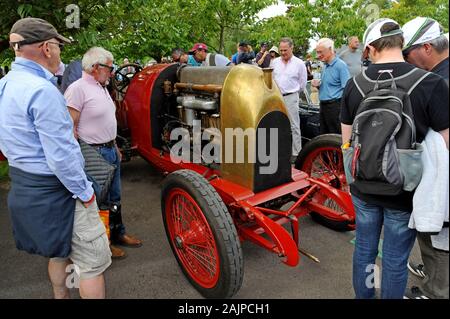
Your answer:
[65,47,142,259]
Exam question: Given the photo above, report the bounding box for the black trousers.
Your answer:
[319,100,342,134]
[417,232,449,298]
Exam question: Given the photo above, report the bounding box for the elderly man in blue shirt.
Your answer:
[0,18,110,299]
[312,38,351,134]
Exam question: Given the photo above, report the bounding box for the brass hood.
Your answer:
[220,64,292,192]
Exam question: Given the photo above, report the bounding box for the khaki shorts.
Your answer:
[52,200,112,279]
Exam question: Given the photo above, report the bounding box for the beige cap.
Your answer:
[269,46,279,54]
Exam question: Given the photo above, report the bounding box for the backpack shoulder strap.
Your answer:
[353,67,431,97]
[209,54,216,67]
[353,70,374,98]
[396,67,431,95]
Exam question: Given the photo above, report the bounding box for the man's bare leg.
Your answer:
[48,259,70,299]
[79,274,105,299]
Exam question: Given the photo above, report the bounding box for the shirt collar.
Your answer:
[431,57,449,73]
[326,57,338,66]
[11,57,57,85]
[281,55,294,64]
[82,71,104,87]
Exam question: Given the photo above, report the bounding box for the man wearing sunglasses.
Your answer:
[65,47,143,261]
[0,18,110,298]
[403,17,449,84]
[402,17,449,300]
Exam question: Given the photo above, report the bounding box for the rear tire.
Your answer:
[161,169,243,298]
[296,134,354,231]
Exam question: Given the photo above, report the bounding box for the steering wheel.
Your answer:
[112,63,143,94]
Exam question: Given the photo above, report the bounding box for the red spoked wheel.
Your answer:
[161,170,243,298]
[295,134,355,231]
[165,188,220,288]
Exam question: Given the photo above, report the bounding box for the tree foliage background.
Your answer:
[0,0,448,66]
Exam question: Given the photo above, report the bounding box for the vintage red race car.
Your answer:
[113,62,355,298]
[0,63,355,298]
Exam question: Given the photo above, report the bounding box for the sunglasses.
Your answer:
[97,63,114,72]
[39,41,65,51]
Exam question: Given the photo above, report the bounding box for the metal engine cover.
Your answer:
[179,66,231,85]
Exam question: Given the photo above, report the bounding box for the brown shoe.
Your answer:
[116,234,143,248]
[110,244,127,259]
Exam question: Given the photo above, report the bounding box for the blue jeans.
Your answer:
[97,145,125,237]
[352,195,416,299]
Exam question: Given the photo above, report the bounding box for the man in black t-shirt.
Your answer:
[340,18,449,299]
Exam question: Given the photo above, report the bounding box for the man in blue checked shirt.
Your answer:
[0,18,110,299]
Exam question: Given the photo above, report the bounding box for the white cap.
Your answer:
[403,17,444,50]
[269,46,279,54]
[363,18,402,49]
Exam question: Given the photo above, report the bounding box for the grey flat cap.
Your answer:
[10,17,70,46]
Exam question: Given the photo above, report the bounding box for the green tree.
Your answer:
[0,0,108,64]
[2,0,447,66]
[190,0,276,54]
[249,1,313,55]
[1,0,277,63]
[250,0,367,54]
[297,0,366,49]
[381,0,449,30]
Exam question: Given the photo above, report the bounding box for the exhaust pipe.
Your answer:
[262,68,273,90]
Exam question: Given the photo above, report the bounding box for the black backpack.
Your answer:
[343,68,430,195]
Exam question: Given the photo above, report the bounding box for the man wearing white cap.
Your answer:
[340,18,449,299]
[403,17,449,82]
[402,17,449,300]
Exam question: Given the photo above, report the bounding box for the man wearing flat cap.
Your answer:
[0,18,111,299]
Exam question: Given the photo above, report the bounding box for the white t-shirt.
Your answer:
[202,53,231,67]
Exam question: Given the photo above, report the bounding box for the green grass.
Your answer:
[0,161,9,180]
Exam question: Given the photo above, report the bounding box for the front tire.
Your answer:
[161,169,243,298]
